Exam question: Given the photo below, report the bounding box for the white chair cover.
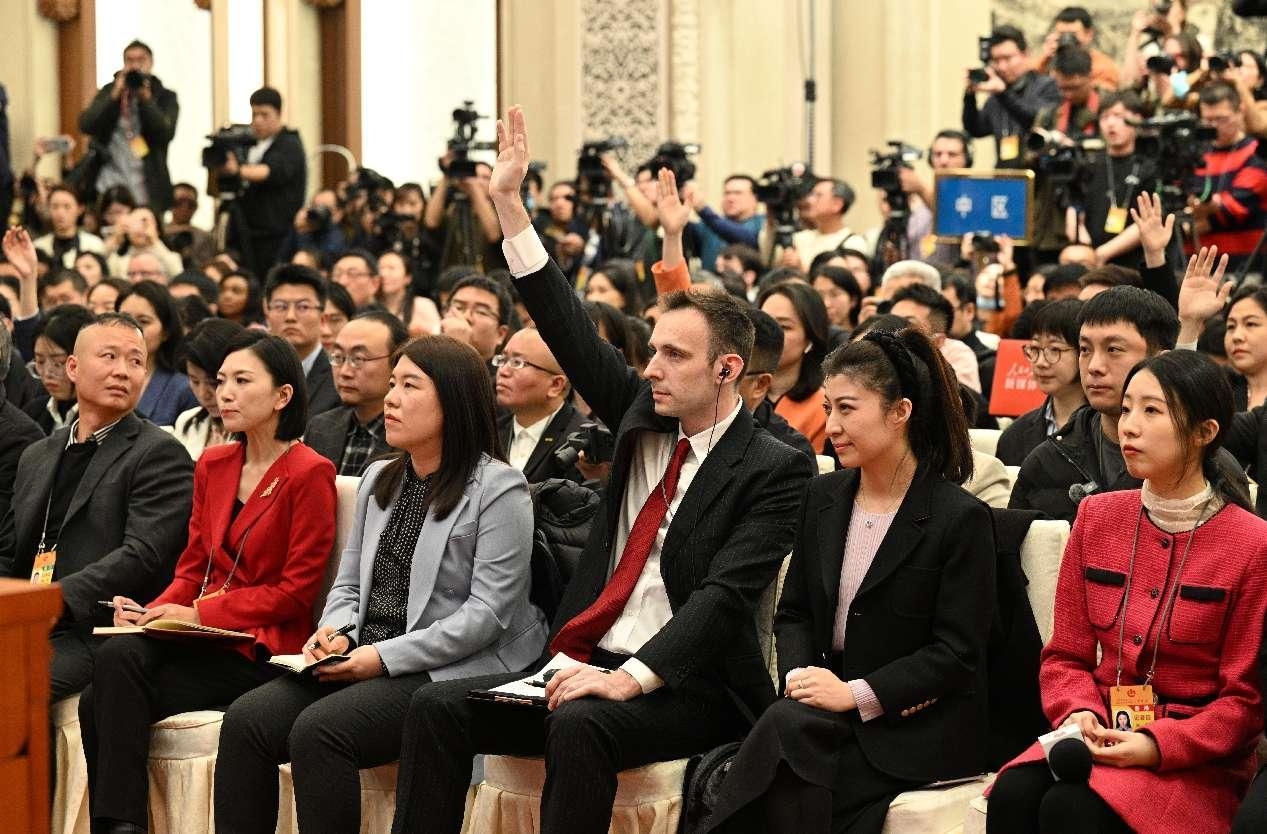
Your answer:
[52,695,89,834]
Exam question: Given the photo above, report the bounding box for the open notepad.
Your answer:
[267,654,351,676]
[93,620,253,641]
[466,653,599,708]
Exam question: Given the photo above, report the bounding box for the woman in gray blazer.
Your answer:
[214,336,548,834]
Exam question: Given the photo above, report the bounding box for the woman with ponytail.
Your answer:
[703,327,996,833]
[990,350,1267,834]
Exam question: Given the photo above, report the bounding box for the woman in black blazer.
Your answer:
[704,328,997,834]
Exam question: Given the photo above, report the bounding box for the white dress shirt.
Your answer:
[508,408,559,472]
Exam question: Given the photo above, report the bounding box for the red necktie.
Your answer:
[550,437,692,660]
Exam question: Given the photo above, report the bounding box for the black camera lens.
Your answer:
[125,70,146,89]
[1057,32,1078,49]
[1146,55,1175,75]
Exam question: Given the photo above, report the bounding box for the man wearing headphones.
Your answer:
[898,129,974,267]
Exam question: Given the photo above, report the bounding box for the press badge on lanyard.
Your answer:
[1109,684,1156,729]
[999,134,1020,162]
[31,550,57,585]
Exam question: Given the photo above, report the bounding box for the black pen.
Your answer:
[98,600,148,615]
[310,623,355,651]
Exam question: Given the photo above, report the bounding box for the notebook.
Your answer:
[466,653,598,708]
[92,620,254,641]
[267,653,351,675]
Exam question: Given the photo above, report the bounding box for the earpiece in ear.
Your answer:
[718,367,731,380]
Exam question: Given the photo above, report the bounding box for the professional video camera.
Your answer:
[576,137,629,203]
[201,125,255,170]
[445,100,498,180]
[754,163,814,251]
[646,142,700,187]
[553,422,616,468]
[869,141,921,194]
[1026,129,1099,185]
[1134,112,1216,212]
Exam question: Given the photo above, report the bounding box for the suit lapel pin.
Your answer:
[260,477,279,498]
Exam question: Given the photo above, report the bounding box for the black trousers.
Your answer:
[702,698,923,834]
[1233,765,1267,834]
[391,666,748,834]
[987,762,1131,834]
[214,668,432,834]
[51,628,100,701]
[78,636,274,831]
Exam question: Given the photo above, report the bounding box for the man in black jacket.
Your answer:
[224,87,306,276]
[1010,285,1244,521]
[963,25,1061,169]
[0,327,43,536]
[392,106,812,834]
[78,40,178,214]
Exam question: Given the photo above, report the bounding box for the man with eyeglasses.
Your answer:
[331,250,381,310]
[1187,82,1267,273]
[263,265,340,417]
[304,311,407,476]
[441,274,513,364]
[494,327,586,484]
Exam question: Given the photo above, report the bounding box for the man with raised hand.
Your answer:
[391,106,812,834]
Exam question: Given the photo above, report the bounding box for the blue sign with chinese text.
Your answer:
[934,174,1032,242]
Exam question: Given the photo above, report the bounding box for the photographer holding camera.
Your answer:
[775,177,866,272]
[1026,44,1104,262]
[78,40,178,214]
[221,87,307,276]
[963,26,1061,169]
[277,189,347,267]
[1031,7,1118,89]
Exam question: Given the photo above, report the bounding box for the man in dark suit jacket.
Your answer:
[495,326,587,484]
[224,87,306,276]
[304,311,407,475]
[0,314,193,701]
[392,107,813,834]
[77,40,179,214]
[263,264,341,418]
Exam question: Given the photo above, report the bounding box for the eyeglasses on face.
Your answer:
[267,300,322,316]
[328,351,390,369]
[1022,344,1075,364]
[491,353,558,375]
[446,300,500,321]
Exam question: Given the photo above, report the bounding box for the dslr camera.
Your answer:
[124,69,149,90]
[576,137,629,203]
[554,422,616,468]
[646,142,700,187]
[445,100,498,180]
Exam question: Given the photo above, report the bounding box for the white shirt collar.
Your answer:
[301,344,324,376]
[678,397,744,462]
[513,406,562,445]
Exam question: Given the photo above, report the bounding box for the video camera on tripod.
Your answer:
[576,137,629,203]
[1025,130,1100,186]
[754,163,814,251]
[445,101,498,180]
[869,141,922,269]
[647,142,700,188]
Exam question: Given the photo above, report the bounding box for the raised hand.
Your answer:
[1131,192,1175,263]
[655,167,692,237]
[1,227,38,281]
[1178,245,1232,326]
[490,105,530,199]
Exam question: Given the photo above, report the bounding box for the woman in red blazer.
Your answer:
[78,332,336,834]
[988,350,1267,834]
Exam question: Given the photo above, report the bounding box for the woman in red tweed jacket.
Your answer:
[988,349,1267,834]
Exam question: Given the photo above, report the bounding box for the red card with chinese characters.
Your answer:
[989,339,1046,417]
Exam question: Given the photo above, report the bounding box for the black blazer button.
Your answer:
[1160,538,1171,549]
[1133,635,1143,646]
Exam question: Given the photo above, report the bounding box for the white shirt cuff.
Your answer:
[1175,339,1198,352]
[847,679,884,722]
[502,225,549,278]
[619,658,663,694]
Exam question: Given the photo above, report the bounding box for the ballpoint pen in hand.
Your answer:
[309,623,355,652]
[98,600,149,615]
